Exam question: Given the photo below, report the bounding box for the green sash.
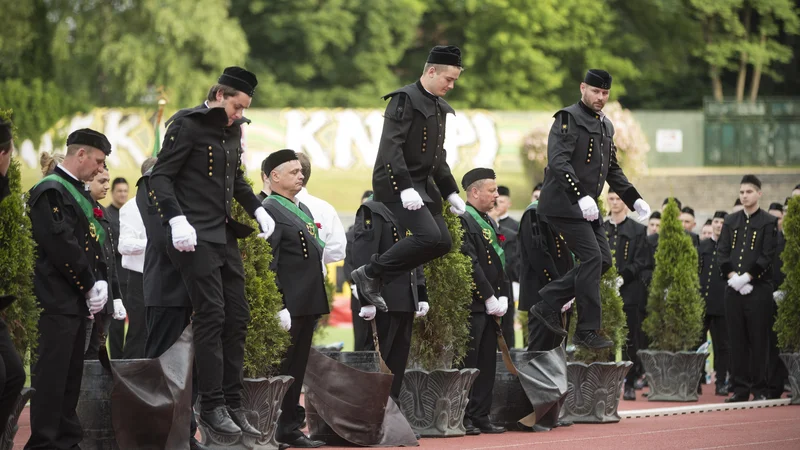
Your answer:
[35,174,106,246]
[270,194,326,249]
[465,205,505,268]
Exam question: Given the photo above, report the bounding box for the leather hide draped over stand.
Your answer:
[515,345,569,430]
[101,324,194,449]
[303,348,418,447]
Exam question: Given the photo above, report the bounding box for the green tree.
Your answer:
[775,196,800,352]
[0,79,86,146]
[642,199,705,352]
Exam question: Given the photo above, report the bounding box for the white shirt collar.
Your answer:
[57,164,80,182]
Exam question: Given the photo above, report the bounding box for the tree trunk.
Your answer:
[735,6,752,103]
[711,66,724,101]
[749,33,767,102]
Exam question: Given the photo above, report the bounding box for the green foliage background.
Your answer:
[775,196,800,352]
[642,199,705,352]
[409,209,473,370]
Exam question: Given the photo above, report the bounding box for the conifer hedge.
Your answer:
[775,196,800,352]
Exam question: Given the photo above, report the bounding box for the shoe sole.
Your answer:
[530,306,567,337]
[351,268,388,312]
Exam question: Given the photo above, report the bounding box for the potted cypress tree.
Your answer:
[399,209,478,438]
[775,196,800,405]
[639,198,706,401]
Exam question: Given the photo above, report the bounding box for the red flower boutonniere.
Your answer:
[498,234,506,242]
[315,222,322,229]
[93,207,103,219]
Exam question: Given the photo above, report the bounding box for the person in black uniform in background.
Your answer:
[344,190,374,352]
[604,188,649,401]
[262,149,328,448]
[0,120,26,439]
[518,195,574,351]
[351,46,466,313]
[718,175,778,403]
[106,177,130,359]
[25,129,111,450]
[680,206,701,247]
[492,185,519,348]
[458,168,509,435]
[699,211,731,396]
[532,70,651,350]
[150,67,272,438]
[352,198,428,401]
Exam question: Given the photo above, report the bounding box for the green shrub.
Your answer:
[776,196,800,352]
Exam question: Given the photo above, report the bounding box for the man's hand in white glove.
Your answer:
[497,296,509,316]
[512,282,520,301]
[277,308,291,331]
[415,301,430,318]
[447,193,467,215]
[169,215,197,252]
[350,284,358,300]
[634,199,651,222]
[615,276,624,289]
[112,299,127,320]
[561,298,575,313]
[255,207,275,239]
[485,296,504,316]
[578,196,599,222]
[728,273,751,291]
[400,188,424,211]
[359,305,377,321]
[86,280,108,301]
[774,290,785,304]
[739,283,754,296]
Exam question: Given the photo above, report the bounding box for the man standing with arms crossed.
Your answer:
[351,46,466,311]
[532,70,651,349]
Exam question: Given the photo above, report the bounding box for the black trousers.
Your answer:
[277,315,318,443]
[539,217,611,331]
[363,311,414,401]
[622,304,642,387]
[25,314,86,450]
[726,284,772,398]
[351,294,369,352]
[0,319,25,436]
[704,314,730,388]
[145,306,198,436]
[168,235,250,411]
[367,203,451,283]
[526,306,571,352]
[500,299,516,349]
[84,313,112,360]
[767,300,787,398]
[109,267,130,359]
[459,313,497,421]
[109,271,147,359]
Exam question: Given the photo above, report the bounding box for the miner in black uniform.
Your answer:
[699,211,731,396]
[532,70,651,349]
[25,129,111,450]
[718,175,778,403]
[261,149,328,448]
[106,176,130,359]
[344,190,374,352]
[351,46,466,313]
[492,185,519,348]
[149,67,271,438]
[353,198,428,401]
[518,198,574,351]
[458,168,509,435]
[0,119,26,439]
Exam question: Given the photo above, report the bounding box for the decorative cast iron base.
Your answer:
[779,353,800,405]
[0,387,34,450]
[399,368,479,437]
[560,361,632,424]
[638,350,708,402]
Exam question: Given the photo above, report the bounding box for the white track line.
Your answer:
[621,398,792,419]
[691,437,800,449]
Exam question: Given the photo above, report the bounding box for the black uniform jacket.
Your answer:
[372,81,459,213]
[518,202,573,311]
[459,204,511,313]
[698,237,727,316]
[263,194,329,317]
[150,104,262,244]
[28,167,105,315]
[538,101,641,219]
[604,217,648,306]
[717,208,778,287]
[137,170,190,308]
[352,201,423,312]
[97,203,123,312]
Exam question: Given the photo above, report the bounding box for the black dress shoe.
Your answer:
[472,417,506,434]
[715,385,729,396]
[228,407,262,437]
[752,394,767,401]
[190,437,210,450]
[573,330,613,349]
[199,406,241,435]
[623,386,636,401]
[286,435,326,448]
[278,444,290,450]
[697,383,703,395]
[725,394,750,403]
[414,432,421,440]
[351,266,388,312]
[463,418,481,436]
[530,302,567,337]
[555,420,573,428]
[634,378,647,390]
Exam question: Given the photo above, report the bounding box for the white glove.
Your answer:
[616,276,624,289]
[255,207,275,239]
[86,280,109,315]
[169,215,197,252]
[578,196,599,222]
[416,301,430,318]
[400,188,424,211]
[112,299,127,320]
[359,305,377,321]
[512,282,520,301]
[561,297,575,313]
[485,296,504,316]
[739,283,754,296]
[774,291,785,303]
[277,308,291,331]
[350,284,358,300]
[728,273,752,291]
[634,199,651,222]
[497,296,509,316]
[447,193,467,215]
[85,280,108,301]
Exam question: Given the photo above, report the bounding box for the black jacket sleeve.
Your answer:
[377,93,415,193]
[432,147,459,199]
[547,113,586,204]
[749,220,777,279]
[621,230,648,284]
[149,117,190,224]
[352,206,384,307]
[717,223,734,278]
[265,215,287,308]
[233,161,262,217]
[460,217,495,301]
[606,141,641,210]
